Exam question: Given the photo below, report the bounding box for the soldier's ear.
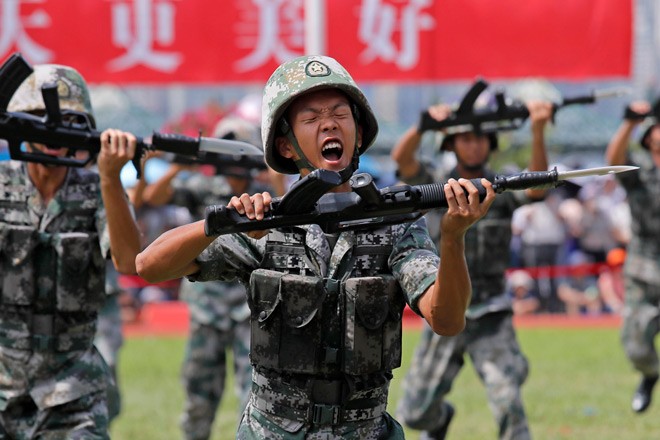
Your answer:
[357,125,363,149]
[276,136,296,159]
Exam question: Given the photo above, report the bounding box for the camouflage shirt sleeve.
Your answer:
[188,232,264,285]
[94,179,111,259]
[389,217,440,316]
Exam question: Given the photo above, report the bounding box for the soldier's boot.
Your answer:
[632,374,659,413]
[422,402,455,440]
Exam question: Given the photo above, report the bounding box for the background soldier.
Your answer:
[392,97,553,439]
[0,64,141,437]
[606,100,660,414]
[135,55,495,439]
[141,116,265,438]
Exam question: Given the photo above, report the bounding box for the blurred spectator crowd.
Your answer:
[508,174,629,316]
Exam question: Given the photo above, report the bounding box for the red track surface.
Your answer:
[123,302,621,337]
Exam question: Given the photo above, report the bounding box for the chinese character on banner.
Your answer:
[107,0,182,72]
[358,0,434,70]
[0,0,53,63]
[234,0,304,72]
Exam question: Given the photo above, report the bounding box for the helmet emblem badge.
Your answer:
[305,61,330,77]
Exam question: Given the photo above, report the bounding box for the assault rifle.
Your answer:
[417,78,627,135]
[0,52,263,178]
[204,165,638,236]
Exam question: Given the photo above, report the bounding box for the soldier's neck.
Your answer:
[27,162,68,204]
[456,163,486,180]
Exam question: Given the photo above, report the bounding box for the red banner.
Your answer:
[0,0,632,84]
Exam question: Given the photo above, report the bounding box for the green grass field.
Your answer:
[110,326,660,439]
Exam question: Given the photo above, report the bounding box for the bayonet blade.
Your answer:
[198,137,264,157]
[558,165,638,180]
[593,87,632,100]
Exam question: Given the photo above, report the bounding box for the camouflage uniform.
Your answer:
[616,154,660,378]
[0,161,112,439]
[397,165,531,440]
[188,217,440,439]
[186,54,440,438]
[94,261,124,423]
[172,173,257,439]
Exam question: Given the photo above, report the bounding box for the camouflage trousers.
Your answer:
[0,390,108,440]
[180,319,252,440]
[397,312,530,440]
[621,277,660,377]
[94,293,124,423]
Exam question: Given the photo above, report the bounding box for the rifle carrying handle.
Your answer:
[274,169,343,215]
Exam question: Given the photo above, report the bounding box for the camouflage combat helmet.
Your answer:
[262,55,378,174]
[213,115,261,147]
[438,91,499,152]
[8,63,95,128]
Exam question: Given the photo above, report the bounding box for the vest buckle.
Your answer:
[312,403,341,425]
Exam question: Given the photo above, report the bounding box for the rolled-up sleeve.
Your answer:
[188,233,264,284]
[390,218,440,316]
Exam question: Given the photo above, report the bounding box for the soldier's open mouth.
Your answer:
[322,141,343,161]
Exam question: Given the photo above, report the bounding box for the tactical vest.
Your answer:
[440,170,521,305]
[463,202,516,304]
[0,166,105,351]
[248,226,405,376]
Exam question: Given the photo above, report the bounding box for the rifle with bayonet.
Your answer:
[0,52,264,178]
[417,78,627,135]
[204,165,638,236]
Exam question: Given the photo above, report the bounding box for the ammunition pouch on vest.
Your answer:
[343,276,404,374]
[0,223,38,305]
[248,269,404,376]
[0,223,104,351]
[465,217,511,304]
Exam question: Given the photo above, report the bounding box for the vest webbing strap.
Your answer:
[251,369,388,425]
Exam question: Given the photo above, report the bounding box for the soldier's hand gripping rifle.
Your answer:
[0,52,263,178]
[622,99,660,121]
[204,165,638,236]
[417,78,627,135]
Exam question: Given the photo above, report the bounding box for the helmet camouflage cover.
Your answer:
[261,55,378,174]
[213,115,261,148]
[8,63,95,127]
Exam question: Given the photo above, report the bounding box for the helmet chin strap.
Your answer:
[279,116,361,184]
